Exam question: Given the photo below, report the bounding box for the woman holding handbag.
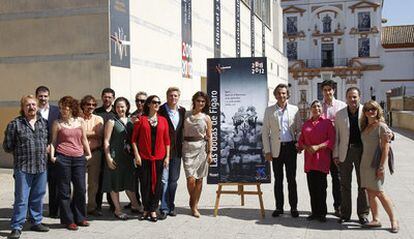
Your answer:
[360,100,398,233]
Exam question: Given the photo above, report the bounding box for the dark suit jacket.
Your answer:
[47,105,60,141]
[158,103,186,158]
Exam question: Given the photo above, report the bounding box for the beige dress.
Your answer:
[360,123,390,191]
[182,113,208,179]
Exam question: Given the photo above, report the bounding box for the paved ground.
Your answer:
[0,127,413,239]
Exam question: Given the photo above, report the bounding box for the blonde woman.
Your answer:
[360,100,398,233]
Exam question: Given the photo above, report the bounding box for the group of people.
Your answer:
[3,86,212,239]
[262,81,398,233]
[3,81,399,239]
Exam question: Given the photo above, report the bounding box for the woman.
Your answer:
[297,100,335,222]
[360,100,398,233]
[182,91,212,218]
[50,96,92,230]
[103,97,140,220]
[131,95,170,222]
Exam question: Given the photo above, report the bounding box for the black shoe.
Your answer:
[291,209,299,218]
[8,229,21,239]
[30,224,50,232]
[88,209,103,217]
[149,215,158,222]
[359,217,369,225]
[158,212,167,220]
[334,208,341,218]
[337,217,350,223]
[49,213,59,219]
[318,215,327,222]
[123,203,132,209]
[168,209,177,217]
[307,214,316,221]
[138,213,148,221]
[271,209,284,217]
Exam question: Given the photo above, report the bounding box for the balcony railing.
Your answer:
[304,58,349,68]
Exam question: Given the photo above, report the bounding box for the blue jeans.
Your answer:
[11,169,47,230]
[56,154,87,225]
[160,156,181,213]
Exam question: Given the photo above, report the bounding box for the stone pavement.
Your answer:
[0,128,413,239]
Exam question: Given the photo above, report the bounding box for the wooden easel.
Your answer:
[213,182,265,218]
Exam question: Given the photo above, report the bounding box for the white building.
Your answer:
[281,0,414,110]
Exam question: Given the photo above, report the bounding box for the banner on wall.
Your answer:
[250,0,255,57]
[207,57,271,184]
[182,0,193,79]
[214,0,221,58]
[110,0,130,68]
[235,0,241,57]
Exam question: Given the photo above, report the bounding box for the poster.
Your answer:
[182,0,192,79]
[110,0,130,68]
[207,57,271,184]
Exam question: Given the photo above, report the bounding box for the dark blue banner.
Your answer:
[110,0,130,68]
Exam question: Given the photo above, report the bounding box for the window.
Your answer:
[287,42,297,60]
[242,0,271,27]
[322,14,332,33]
[358,38,370,57]
[358,12,371,31]
[286,16,298,34]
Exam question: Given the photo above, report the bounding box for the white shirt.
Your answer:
[322,98,347,123]
[166,104,180,130]
[276,103,293,142]
[38,104,50,120]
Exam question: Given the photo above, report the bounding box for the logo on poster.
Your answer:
[251,61,265,75]
[182,42,193,78]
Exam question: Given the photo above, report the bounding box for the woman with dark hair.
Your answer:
[50,96,92,230]
[131,95,170,222]
[360,100,398,232]
[182,91,212,217]
[103,97,140,220]
[297,100,335,222]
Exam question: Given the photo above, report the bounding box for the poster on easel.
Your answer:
[207,57,271,184]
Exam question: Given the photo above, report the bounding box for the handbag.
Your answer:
[371,123,394,174]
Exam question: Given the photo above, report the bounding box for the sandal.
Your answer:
[114,212,128,220]
[364,220,382,228]
[138,212,149,221]
[391,221,399,233]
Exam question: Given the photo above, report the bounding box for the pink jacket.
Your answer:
[298,116,335,174]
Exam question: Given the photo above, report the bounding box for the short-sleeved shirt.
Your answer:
[94,106,116,123]
[3,116,48,173]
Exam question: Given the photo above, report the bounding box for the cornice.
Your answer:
[349,1,381,13]
[283,5,306,16]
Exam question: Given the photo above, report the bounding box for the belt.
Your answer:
[184,137,205,142]
[280,141,294,146]
[349,143,362,148]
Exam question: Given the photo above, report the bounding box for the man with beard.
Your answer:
[3,95,50,239]
[35,86,60,218]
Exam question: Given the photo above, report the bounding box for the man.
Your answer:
[320,80,346,217]
[94,88,116,213]
[3,95,50,239]
[35,86,60,218]
[124,91,147,211]
[262,84,301,218]
[80,95,104,216]
[333,87,369,224]
[158,87,186,219]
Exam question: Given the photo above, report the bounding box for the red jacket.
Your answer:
[131,115,170,160]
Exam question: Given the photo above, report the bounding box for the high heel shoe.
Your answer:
[149,212,158,222]
[391,220,399,233]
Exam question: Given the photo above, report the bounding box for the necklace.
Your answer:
[148,115,158,127]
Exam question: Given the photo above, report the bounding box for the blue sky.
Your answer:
[382,0,414,26]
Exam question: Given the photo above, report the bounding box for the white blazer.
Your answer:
[261,103,301,158]
[333,105,363,163]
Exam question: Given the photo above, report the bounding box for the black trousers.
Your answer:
[47,161,60,216]
[307,170,327,217]
[272,142,298,210]
[134,167,142,205]
[56,154,87,225]
[140,160,163,212]
[330,159,341,210]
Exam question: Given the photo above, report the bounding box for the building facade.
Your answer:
[281,0,414,116]
[0,0,288,167]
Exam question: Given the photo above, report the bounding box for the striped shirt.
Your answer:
[3,116,48,174]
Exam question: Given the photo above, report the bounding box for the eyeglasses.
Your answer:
[151,100,161,105]
[86,103,97,107]
[135,99,146,104]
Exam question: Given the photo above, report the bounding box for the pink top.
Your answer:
[298,116,335,174]
[56,127,84,157]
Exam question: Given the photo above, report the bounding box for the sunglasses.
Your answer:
[364,107,377,112]
[135,99,146,104]
[86,103,97,107]
[151,100,161,105]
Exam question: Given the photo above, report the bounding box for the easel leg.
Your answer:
[257,184,265,218]
[238,184,245,206]
[214,184,223,217]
